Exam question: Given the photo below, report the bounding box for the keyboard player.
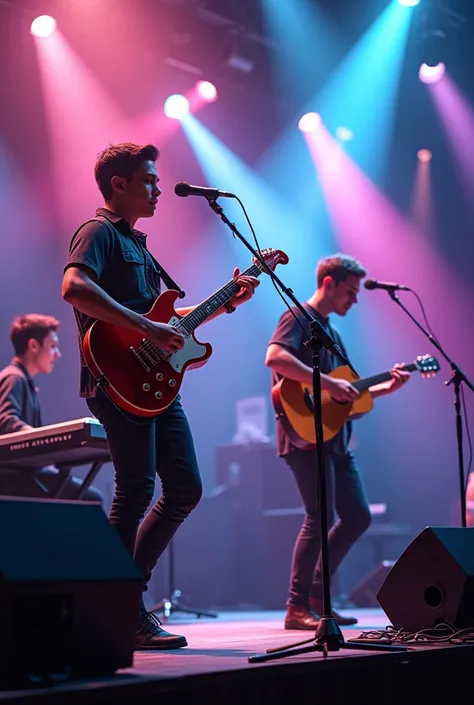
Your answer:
[0,314,103,502]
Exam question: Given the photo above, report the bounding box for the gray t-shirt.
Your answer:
[268,303,352,457]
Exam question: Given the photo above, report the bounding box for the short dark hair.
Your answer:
[94,142,159,200]
[10,314,60,355]
[316,254,366,288]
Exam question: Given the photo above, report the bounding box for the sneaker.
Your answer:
[136,610,188,650]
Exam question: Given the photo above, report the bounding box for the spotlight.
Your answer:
[298,112,322,133]
[163,94,190,120]
[397,0,421,6]
[30,15,57,37]
[417,28,447,83]
[417,149,432,162]
[336,126,354,142]
[196,80,218,103]
[418,29,446,68]
[419,62,445,84]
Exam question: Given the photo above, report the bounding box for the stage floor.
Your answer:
[1,608,472,705]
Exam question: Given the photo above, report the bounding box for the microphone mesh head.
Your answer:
[174,182,189,197]
[364,279,376,290]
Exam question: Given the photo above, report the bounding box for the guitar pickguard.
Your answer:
[167,316,207,372]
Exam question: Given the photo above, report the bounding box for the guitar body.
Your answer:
[272,366,374,448]
[272,354,439,448]
[83,290,212,416]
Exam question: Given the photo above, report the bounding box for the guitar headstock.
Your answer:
[253,248,289,273]
[414,354,440,378]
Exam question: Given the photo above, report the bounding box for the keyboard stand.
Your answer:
[75,459,108,500]
[49,459,109,500]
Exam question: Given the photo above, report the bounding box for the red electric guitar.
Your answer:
[83,248,288,416]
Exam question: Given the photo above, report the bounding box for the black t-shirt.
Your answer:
[64,208,162,398]
[0,361,42,434]
[268,303,351,457]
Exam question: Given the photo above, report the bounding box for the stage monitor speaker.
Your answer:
[0,498,143,688]
[377,526,474,632]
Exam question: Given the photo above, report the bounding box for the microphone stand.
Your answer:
[387,290,474,527]
[150,539,217,620]
[207,199,352,370]
[207,198,407,660]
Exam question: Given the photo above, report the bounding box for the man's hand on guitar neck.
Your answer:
[323,375,359,403]
[228,267,260,309]
[177,267,260,322]
[370,363,410,399]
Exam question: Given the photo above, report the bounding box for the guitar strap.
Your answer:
[146,250,186,299]
[93,215,186,299]
[326,319,352,369]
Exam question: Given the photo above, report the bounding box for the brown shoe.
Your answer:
[310,598,358,626]
[284,604,320,630]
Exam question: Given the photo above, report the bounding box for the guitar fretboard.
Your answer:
[177,263,262,333]
[352,363,417,392]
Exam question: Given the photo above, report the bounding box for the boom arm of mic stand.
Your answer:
[207,199,355,373]
[388,289,473,528]
[388,291,474,393]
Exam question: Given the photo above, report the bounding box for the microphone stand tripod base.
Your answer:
[248,617,408,663]
[149,541,217,621]
[151,589,218,621]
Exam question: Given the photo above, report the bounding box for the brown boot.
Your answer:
[284,604,320,630]
[310,598,358,626]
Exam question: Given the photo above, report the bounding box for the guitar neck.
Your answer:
[352,363,417,392]
[179,263,261,333]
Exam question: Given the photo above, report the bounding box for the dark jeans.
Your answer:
[285,447,372,606]
[86,391,202,588]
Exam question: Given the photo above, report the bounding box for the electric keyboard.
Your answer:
[0,417,110,469]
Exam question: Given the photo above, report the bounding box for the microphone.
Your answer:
[364,279,410,292]
[174,181,235,199]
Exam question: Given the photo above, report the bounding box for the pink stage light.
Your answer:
[419,62,445,84]
[417,149,432,163]
[298,112,321,133]
[196,80,218,103]
[428,75,474,202]
[30,15,57,38]
[164,94,189,120]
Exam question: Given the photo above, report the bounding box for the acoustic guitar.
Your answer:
[272,354,440,448]
[83,248,288,416]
